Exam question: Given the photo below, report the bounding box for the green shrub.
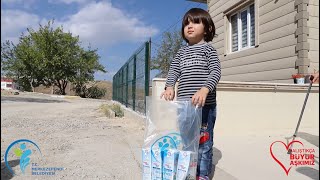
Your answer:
[76,85,106,99]
[87,86,106,99]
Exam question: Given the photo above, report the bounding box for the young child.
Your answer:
[160,8,221,180]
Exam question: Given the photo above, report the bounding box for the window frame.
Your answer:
[229,3,255,53]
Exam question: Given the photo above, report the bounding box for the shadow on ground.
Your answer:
[1,96,67,103]
[293,132,319,180]
[298,132,319,147]
[296,167,319,180]
[209,147,238,180]
[1,159,20,180]
[211,147,222,177]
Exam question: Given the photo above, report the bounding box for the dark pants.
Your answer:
[197,104,216,176]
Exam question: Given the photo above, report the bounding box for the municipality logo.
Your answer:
[4,139,42,175]
[5,139,64,176]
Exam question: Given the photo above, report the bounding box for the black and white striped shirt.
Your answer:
[165,42,221,105]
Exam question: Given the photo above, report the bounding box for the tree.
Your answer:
[28,21,81,94]
[1,37,40,91]
[73,48,106,97]
[1,41,16,78]
[1,41,14,77]
[1,20,106,95]
[151,30,184,77]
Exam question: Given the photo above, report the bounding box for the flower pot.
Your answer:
[296,77,305,84]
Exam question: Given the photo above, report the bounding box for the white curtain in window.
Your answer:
[241,10,248,48]
[231,14,238,52]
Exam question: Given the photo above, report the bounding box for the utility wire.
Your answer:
[151,2,202,43]
[150,3,204,58]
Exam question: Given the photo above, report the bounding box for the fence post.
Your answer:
[121,68,124,104]
[133,55,137,111]
[116,74,118,101]
[112,76,115,100]
[117,73,119,102]
[144,40,151,113]
[125,64,129,107]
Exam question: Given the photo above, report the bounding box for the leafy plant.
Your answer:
[87,86,106,99]
[151,30,184,77]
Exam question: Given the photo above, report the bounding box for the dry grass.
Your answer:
[99,104,113,118]
[95,81,113,100]
[99,103,124,118]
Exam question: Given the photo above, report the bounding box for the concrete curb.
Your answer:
[50,95,81,99]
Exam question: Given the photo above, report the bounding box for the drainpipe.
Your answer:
[294,0,310,75]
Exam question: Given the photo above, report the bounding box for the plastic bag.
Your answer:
[142,97,202,180]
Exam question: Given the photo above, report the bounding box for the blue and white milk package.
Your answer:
[162,149,179,180]
[176,151,197,180]
[142,148,152,180]
[151,148,162,180]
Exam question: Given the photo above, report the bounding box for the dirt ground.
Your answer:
[2,91,318,180]
[1,92,145,180]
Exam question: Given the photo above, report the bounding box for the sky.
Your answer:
[1,0,206,81]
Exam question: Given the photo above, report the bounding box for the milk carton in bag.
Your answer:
[142,148,152,180]
[144,99,202,180]
[162,149,179,180]
[151,148,162,180]
[176,151,197,180]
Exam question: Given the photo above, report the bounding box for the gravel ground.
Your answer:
[1,92,145,180]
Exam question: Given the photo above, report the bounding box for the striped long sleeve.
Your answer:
[165,43,221,105]
[165,50,181,88]
[204,46,221,92]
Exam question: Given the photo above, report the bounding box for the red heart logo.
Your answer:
[269,140,304,175]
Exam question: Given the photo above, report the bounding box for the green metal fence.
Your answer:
[112,41,150,114]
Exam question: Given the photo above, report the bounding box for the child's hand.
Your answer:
[160,87,175,101]
[310,72,319,83]
[192,87,209,107]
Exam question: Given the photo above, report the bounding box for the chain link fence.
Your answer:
[112,41,150,114]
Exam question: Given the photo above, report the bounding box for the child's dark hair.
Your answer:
[182,8,216,43]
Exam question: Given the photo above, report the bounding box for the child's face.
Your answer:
[183,19,205,45]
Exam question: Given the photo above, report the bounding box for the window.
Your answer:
[230,4,255,52]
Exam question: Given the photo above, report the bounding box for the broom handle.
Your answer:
[288,75,314,154]
[293,80,313,137]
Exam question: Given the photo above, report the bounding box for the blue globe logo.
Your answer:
[4,139,41,175]
[151,132,182,162]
